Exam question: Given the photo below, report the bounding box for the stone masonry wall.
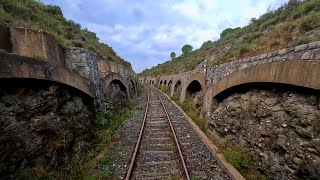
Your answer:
[206,41,320,85]
[209,88,320,179]
[65,47,104,107]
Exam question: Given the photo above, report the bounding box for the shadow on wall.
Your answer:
[173,81,182,99]
[0,78,95,178]
[186,80,202,99]
[105,79,128,100]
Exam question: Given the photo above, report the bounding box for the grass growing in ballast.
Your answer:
[173,96,207,132]
[70,98,136,178]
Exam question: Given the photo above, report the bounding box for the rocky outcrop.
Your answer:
[0,80,95,179]
[65,47,104,107]
[209,88,320,179]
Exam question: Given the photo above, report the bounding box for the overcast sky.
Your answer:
[43,0,288,73]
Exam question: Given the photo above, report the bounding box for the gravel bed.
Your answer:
[132,90,184,179]
[90,88,147,179]
[156,90,232,180]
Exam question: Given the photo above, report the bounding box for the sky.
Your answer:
[42,0,288,73]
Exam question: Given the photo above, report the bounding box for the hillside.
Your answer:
[0,0,132,68]
[139,0,320,77]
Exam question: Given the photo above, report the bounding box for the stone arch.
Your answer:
[186,80,202,99]
[0,54,93,97]
[129,79,136,97]
[159,80,163,88]
[172,80,182,98]
[103,72,129,98]
[180,73,206,103]
[204,60,320,118]
[167,80,173,92]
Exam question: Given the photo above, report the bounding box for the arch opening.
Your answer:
[173,80,182,99]
[105,79,128,100]
[186,80,202,99]
[168,80,172,90]
[129,79,136,97]
[0,78,96,177]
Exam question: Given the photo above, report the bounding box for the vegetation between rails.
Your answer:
[70,97,137,179]
[139,0,320,77]
[0,0,131,67]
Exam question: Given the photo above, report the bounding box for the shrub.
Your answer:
[223,147,252,171]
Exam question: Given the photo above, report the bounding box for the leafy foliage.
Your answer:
[181,44,193,55]
[0,0,131,68]
[170,52,176,59]
[220,27,240,38]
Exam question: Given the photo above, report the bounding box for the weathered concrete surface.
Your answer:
[204,60,320,118]
[0,24,137,108]
[156,70,206,102]
[0,51,93,97]
[10,27,65,66]
[102,72,129,97]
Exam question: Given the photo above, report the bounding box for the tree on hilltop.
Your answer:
[170,52,176,59]
[181,44,193,55]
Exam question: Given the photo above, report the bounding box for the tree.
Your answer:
[170,52,176,59]
[220,27,240,38]
[46,5,63,17]
[201,40,213,48]
[181,44,193,55]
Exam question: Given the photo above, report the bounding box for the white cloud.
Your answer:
[43,0,288,72]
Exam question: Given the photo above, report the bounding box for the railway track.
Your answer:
[125,87,190,180]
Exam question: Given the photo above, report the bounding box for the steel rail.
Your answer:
[153,87,191,180]
[125,88,150,180]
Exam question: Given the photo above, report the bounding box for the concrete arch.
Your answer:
[167,80,173,91]
[0,53,93,97]
[186,80,202,98]
[129,79,137,96]
[204,60,320,117]
[102,72,129,97]
[180,73,206,102]
[171,80,182,98]
[159,80,163,88]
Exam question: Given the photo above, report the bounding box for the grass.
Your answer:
[139,0,320,77]
[0,0,131,68]
[161,85,168,94]
[206,134,268,180]
[69,96,139,179]
[177,98,207,132]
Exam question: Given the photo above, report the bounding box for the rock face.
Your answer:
[0,80,95,179]
[209,88,320,179]
[65,47,104,108]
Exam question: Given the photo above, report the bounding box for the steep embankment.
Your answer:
[139,0,320,77]
[0,0,132,68]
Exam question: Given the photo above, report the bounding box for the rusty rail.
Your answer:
[153,87,191,180]
[125,86,190,179]
[125,88,150,180]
